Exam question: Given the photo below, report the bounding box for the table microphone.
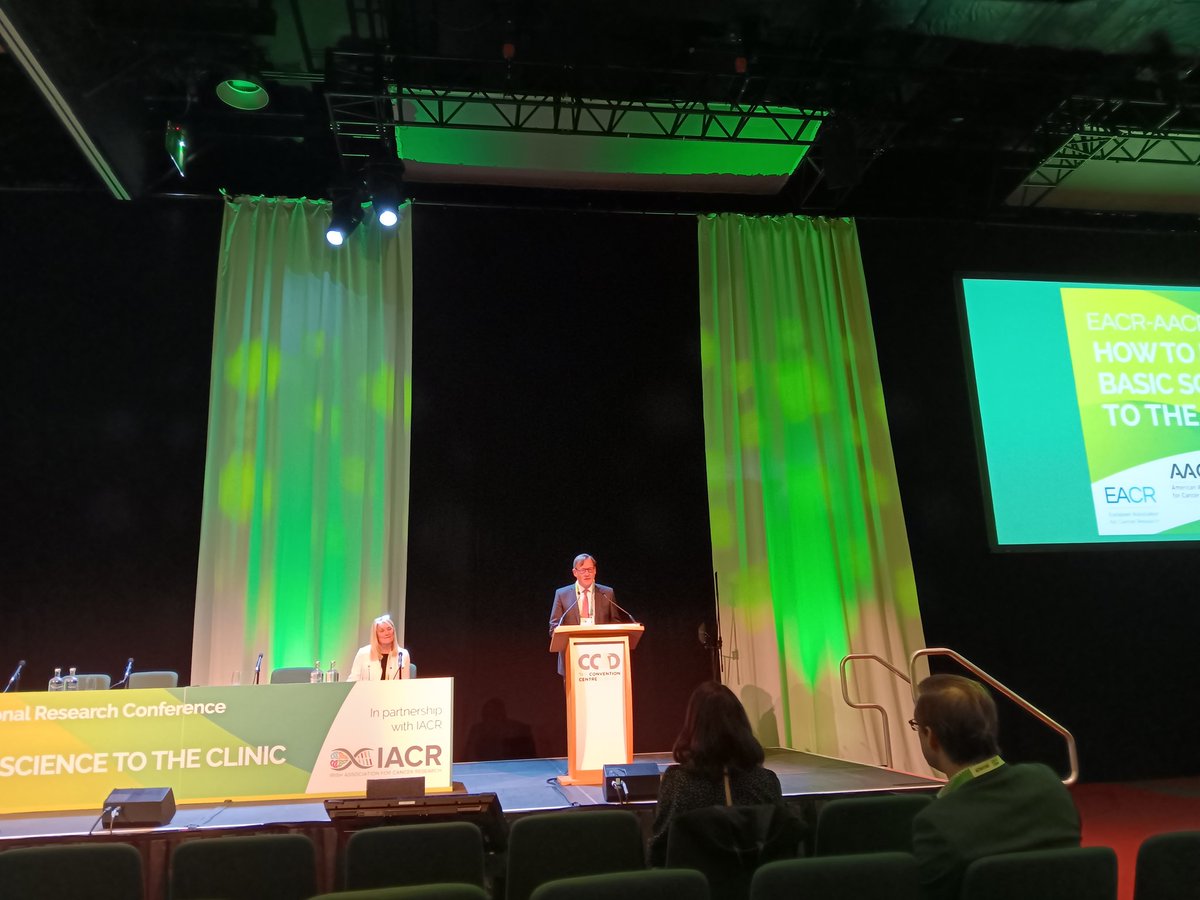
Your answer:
[3,659,25,693]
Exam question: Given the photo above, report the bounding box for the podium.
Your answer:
[549,623,644,785]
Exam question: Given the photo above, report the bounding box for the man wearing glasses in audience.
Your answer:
[548,553,621,676]
[909,674,1081,900]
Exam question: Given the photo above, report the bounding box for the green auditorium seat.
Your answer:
[813,793,933,856]
[529,868,710,900]
[960,846,1117,900]
[309,886,489,900]
[0,842,144,900]
[169,833,316,900]
[1134,831,1200,900]
[665,803,804,900]
[505,810,645,900]
[344,822,486,890]
[751,851,919,900]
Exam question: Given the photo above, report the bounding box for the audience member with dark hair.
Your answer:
[910,674,1081,900]
[648,681,784,865]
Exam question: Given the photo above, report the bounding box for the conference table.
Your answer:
[0,678,454,816]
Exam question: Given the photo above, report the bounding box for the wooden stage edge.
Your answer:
[1,748,941,843]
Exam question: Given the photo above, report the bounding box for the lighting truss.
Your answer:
[326,87,825,165]
[1010,96,1200,207]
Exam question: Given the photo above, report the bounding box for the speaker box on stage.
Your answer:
[102,787,176,826]
[603,763,661,803]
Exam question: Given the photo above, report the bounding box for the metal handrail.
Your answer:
[838,653,912,769]
[910,647,1080,785]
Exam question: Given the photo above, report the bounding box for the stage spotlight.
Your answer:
[326,190,365,246]
[215,72,269,111]
[373,182,401,227]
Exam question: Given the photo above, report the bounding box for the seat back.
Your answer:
[310,887,488,900]
[751,852,919,900]
[77,673,112,691]
[665,804,803,900]
[1134,831,1200,900]
[530,869,710,900]
[345,822,486,890]
[0,842,144,900]
[128,670,178,689]
[505,810,645,900]
[270,666,314,684]
[814,793,933,855]
[169,833,317,900]
[961,846,1117,900]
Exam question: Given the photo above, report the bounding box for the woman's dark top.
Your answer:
[649,764,784,866]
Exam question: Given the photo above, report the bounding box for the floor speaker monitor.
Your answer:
[603,762,662,803]
[102,786,176,826]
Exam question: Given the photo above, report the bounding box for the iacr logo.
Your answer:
[329,748,375,770]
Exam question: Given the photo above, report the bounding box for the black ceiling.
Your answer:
[2,0,1199,219]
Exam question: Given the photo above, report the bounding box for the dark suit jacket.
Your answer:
[548,582,619,675]
[912,762,1081,900]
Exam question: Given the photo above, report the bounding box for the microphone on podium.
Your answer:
[607,595,638,624]
[253,652,264,685]
[550,597,579,631]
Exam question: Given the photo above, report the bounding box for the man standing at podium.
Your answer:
[549,553,618,675]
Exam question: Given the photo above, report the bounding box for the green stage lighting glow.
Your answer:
[389,88,823,187]
[165,121,188,177]
[216,78,269,111]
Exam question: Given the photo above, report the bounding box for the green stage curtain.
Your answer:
[698,214,930,773]
[192,197,413,686]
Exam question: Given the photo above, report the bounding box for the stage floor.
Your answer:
[0,748,941,842]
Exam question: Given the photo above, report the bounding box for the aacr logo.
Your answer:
[1169,464,1200,478]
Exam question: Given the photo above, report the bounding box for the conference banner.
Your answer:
[1062,288,1200,536]
[0,679,453,816]
[960,277,1200,546]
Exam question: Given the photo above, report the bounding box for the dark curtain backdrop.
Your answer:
[857,219,1200,782]
[3,194,219,680]
[5,190,1200,779]
[405,206,714,759]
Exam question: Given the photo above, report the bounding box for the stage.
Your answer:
[0,748,940,842]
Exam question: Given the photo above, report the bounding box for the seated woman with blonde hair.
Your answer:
[347,614,412,681]
[648,680,784,865]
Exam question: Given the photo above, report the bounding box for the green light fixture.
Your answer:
[165,120,188,177]
[216,75,269,111]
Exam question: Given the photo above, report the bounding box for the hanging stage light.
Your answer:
[164,120,189,177]
[215,71,269,111]
[373,180,401,228]
[326,188,365,246]
[375,187,399,227]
